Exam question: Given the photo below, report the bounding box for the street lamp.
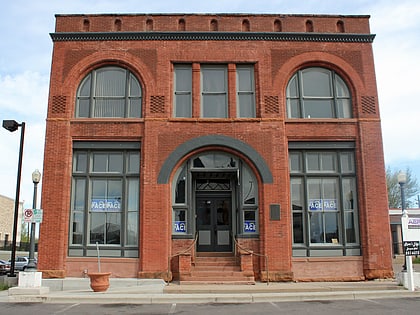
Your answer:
[27,169,41,271]
[398,171,407,271]
[2,120,25,277]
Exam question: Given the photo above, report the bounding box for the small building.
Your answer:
[0,194,23,249]
[38,13,393,282]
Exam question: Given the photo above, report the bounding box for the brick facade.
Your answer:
[38,13,393,281]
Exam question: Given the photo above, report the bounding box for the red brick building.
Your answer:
[38,13,393,282]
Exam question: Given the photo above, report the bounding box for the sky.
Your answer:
[1,0,419,209]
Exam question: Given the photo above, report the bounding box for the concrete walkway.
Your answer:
[1,277,419,304]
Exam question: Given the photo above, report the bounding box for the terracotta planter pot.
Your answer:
[87,272,111,292]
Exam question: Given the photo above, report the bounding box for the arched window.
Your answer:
[76,66,142,118]
[286,67,352,119]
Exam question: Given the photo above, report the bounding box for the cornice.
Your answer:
[50,31,375,43]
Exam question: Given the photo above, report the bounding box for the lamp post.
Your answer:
[397,171,407,271]
[27,169,41,271]
[2,120,25,277]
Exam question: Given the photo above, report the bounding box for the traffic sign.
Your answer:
[23,208,43,223]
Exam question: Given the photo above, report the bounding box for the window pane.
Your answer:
[345,212,356,243]
[302,68,332,97]
[303,99,334,118]
[335,76,350,97]
[202,94,227,117]
[92,154,107,172]
[322,178,338,208]
[74,152,87,173]
[238,94,255,117]
[293,213,304,243]
[336,99,352,118]
[306,153,320,172]
[129,74,141,96]
[291,178,303,210]
[127,179,139,211]
[175,94,192,117]
[175,67,192,91]
[128,152,140,173]
[325,212,339,243]
[79,75,91,97]
[95,68,126,97]
[106,213,121,244]
[90,212,105,244]
[321,153,336,172]
[307,178,322,207]
[287,99,300,118]
[126,212,138,245]
[175,166,186,204]
[78,99,90,118]
[109,153,123,172]
[309,212,323,243]
[242,164,257,205]
[94,99,125,117]
[74,179,86,211]
[342,178,356,210]
[173,210,187,233]
[202,68,226,92]
[340,153,355,173]
[237,66,253,91]
[286,75,298,97]
[72,212,84,244]
[129,98,142,118]
[289,153,302,172]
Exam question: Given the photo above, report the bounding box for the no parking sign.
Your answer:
[23,208,43,223]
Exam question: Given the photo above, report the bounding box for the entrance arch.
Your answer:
[157,135,273,184]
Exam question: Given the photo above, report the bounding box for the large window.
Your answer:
[69,142,140,257]
[173,64,256,118]
[201,66,228,118]
[289,142,359,257]
[286,67,351,119]
[76,66,142,118]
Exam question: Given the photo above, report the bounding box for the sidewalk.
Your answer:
[1,277,419,304]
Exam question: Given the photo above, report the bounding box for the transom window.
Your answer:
[289,142,359,257]
[173,64,256,118]
[286,67,351,119]
[76,66,142,118]
[69,142,140,258]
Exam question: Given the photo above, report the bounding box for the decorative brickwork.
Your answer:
[361,95,377,115]
[264,95,280,114]
[150,95,165,113]
[51,95,67,114]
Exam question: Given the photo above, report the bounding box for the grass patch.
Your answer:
[0,283,9,291]
[413,257,420,264]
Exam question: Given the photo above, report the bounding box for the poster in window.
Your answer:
[91,198,121,212]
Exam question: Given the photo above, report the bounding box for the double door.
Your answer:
[196,194,232,252]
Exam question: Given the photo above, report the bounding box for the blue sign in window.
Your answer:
[309,199,322,211]
[174,221,186,233]
[244,221,256,232]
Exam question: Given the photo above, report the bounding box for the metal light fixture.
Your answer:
[2,119,25,277]
[27,169,41,271]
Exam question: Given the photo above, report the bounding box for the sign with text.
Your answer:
[244,221,256,233]
[404,241,420,256]
[309,199,337,211]
[91,198,121,212]
[174,221,186,233]
[402,215,420,256]
[23,208,43,223]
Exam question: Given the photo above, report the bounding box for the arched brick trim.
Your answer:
[157,135,273,184]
